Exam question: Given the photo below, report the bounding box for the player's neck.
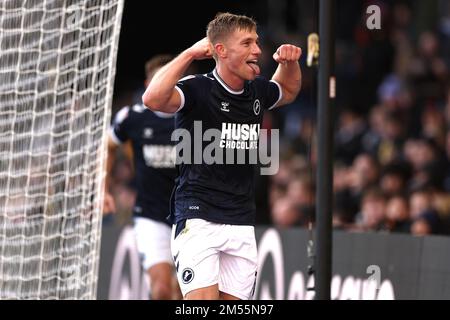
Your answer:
[215,66,244,92]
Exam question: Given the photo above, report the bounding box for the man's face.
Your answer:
[221,28,262,80]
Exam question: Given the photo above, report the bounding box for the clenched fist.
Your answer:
[187,37,214,61]
[273,44,302,65]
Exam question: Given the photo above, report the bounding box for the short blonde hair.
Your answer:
[206,12,256,44]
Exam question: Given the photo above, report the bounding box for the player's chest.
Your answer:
[201,93,263,126]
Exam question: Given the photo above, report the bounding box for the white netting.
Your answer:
[0,0,124,299]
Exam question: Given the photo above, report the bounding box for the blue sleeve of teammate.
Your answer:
[111,106,131,143]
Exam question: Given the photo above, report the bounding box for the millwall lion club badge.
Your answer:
[253,99,261,115]
[181,267,194,284]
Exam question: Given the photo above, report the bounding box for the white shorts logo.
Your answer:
[182,268,194,284]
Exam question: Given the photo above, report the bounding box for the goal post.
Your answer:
[0,0,124,299]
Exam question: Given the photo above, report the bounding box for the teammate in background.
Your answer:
[143,13,302,300]
[106,55,181,300]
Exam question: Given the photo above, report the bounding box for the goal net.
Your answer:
[0,0,124,299]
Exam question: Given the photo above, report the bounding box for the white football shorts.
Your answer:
[133,217,173,270]
[171,218,258,300]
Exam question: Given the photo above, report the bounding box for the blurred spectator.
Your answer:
[271,197,303,228]
[377,74,405,109]
[112,182,137,226]
[334,107,368,165]
[421,104,447,149]
[290,117,315,156]
[410,187,435,220]
[286,174,315,211]
[361,104,385,156]
[377,110,407,165]
[347,153,380,208]
[384,194,411,233]
[404,137,446,190]
[431,189,450,233]
[353,187,387,232]
[408,31,448,104]
[333,189,358,229]
[411,210,441,236]
[333,161,350,193]
[379,161,412,197]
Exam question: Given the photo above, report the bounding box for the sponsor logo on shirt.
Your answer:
[220,123,260,150]
[142,144,175,168]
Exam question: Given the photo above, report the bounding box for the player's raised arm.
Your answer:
[271,44,302,108]
[142,38,213,113]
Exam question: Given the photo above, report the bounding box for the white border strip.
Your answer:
[268,80,283,110]
[109,127,122,145]
[213,69,244,95]
[175,86,185,112]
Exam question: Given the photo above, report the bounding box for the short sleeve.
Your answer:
[267,80,283,110]
[253,77,283,110]
[110,106,130,144]
[175,75,197,113]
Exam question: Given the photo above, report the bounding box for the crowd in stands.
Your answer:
[267,0,450,235]
[108,0,450,236]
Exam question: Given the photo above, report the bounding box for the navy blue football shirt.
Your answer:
[172,69,282,225]
[110,103,177,224]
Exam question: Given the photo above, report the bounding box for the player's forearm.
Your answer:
[106,138,117,189]
[142,50,194,110]
[272,61,302,105]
